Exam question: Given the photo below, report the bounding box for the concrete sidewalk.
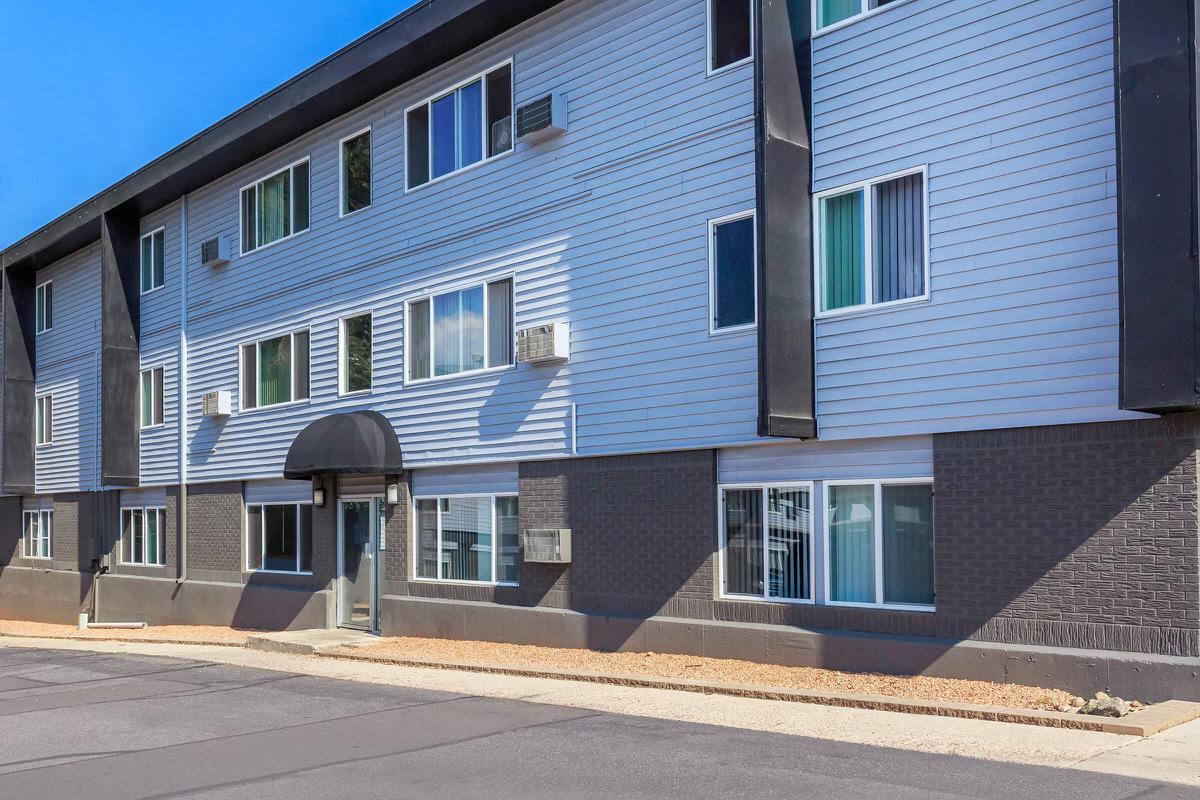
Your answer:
[2,635,1197,788]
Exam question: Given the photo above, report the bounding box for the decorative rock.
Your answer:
[1071,697,1086,708]
[1094,691,1110,702]
[1086,697,1131,718]
[1057,704,1073,713]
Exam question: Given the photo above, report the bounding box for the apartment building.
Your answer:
[0,0,1196,695]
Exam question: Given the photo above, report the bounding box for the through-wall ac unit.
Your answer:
[201,236,230,267]
[201,390,232,418]
[516,322,570,365]
[516,92,567,144]
[524,528,571,563]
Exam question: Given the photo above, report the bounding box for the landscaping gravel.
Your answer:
[335,636,1076,711]
[0,620,260,645]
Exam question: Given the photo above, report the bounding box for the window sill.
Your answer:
[338,388,373,399]
[35,442,54,449]
[120,563,168,569]
[239,398,311,416]
[240,226,311,260]
[826,600,936,613]
[719,592,814,606]
[406,363,516,388]
[412,576,519,588]
[247,569,315,577]
[404,148,515,194]
[36,329,51,336]
[815,294,930,321]
[709,321,756,337]
[706,54,753,79]
[339,204,372,220]
[140,423,166,432]
[140,285,166,298]
[813,0,921,38]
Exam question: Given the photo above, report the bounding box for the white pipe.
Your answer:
[85,622,147,630]
[177,194,190,584]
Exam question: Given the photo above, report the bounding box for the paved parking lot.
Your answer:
[0,645,1193,799]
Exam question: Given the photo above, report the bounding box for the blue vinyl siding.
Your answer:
[34,245,101,493]
[810,0,1145,440]
[179,0,759,481]
[139,201,183,486]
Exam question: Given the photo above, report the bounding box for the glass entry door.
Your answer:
[338,499,378,630]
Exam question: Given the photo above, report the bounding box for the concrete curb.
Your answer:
[315,649,1200,737]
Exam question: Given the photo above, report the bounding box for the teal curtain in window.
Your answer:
[822,190,864,311]
[882,484,934,605]
[146,510,159,565]
[258,335,291,406]
[829,484,875,603]
[820,0,860,27]
[257,171,291,246]
[141,371,152,427]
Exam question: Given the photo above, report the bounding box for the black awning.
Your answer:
[283,410,403,480]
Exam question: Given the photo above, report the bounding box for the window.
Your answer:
[340,129,372,216]
[708,0,752,73]
[35,395,52,446]
[407,278,513,382]
[240,330,310,410]
[240,158,310,254]
[23,510,51,559]
[406,62,513,190]
[710,211,756,332]
[140,367,164,428]
[341,313,372,394]
[721,485,812,601]
[140,228,165,293]
[35,280,52,334]
[816,168,926,314]
[826,480,933,609]
[414,495,519,584]
[246,503,313,573]
[122,507,166,566]
[817,0,903,31]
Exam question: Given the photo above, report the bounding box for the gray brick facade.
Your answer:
[185,482,245,575]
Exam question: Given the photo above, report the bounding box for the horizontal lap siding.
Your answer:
[411,463,519,496]
[811,0,1145,441]
[35,246,101,493]
[717,436,933,484]
[181,0,759,481]
[139,201,182,486]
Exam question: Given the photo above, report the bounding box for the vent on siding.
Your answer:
[523,528,571,563]
[515,93,566,144]
[201,390,232,417]
[201,236,230,267]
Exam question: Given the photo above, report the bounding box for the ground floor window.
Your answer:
[23,510,51,559]
[122,507,166,566]
[414,495,518,585]
[720,479,933,610]
[247,503,313,573]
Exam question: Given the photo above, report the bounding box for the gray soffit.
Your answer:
[1,0,564,272]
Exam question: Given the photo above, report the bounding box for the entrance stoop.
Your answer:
[246,629,378,655]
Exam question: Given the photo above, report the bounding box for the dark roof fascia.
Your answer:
[1,0,563,272]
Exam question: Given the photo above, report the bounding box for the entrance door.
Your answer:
[337,498,379,630]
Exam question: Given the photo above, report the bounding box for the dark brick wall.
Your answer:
[934,414,1200,656]
[0,496,23,565]
[186,482,243,575]
[390,450,719,618]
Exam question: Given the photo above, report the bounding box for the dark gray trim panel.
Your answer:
[99,210,141,487]
[1114,0,1200,412]
[755,0,816,438]
[0,0,564,273]
[1,268,35,494]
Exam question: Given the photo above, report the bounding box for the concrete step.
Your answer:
[245,629,378,655]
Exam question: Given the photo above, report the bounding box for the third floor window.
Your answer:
[240,159,310,255]
[140,228,165,293]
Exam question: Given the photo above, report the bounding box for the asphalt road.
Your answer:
[0,646,1191,799]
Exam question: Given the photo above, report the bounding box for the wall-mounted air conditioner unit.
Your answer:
[201,236,230,267]
[516,322,570,365]
[516,92,567,144]
[523,528,571,563]
[201,390,232,418]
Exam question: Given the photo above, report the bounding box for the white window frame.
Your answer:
[140,227,166,295]
[120,506,167,567]
[403,58,515,192]
[140,366,165,429]
[244,501,314,575]
[238,157,311,256]
[708,209,758,335]
[718,482,815,605]
[35,280,51,334]
[411,493,519,587]
[812,165,929,319]
[339,311,374,396]
[35,394,52,447]
[812,0,920,36]
[706,0,755,76]
[823,477,934,612]
[403,275,515,386]
[23,509,51,560]
[238,327,312,413]
[339,127,373,218]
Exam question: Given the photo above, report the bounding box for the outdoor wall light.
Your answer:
[312,477,326,508]
[385,476,401,506]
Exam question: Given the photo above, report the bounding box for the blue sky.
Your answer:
[0,1,415,250]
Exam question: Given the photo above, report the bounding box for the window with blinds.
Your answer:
[817,168,926,315]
